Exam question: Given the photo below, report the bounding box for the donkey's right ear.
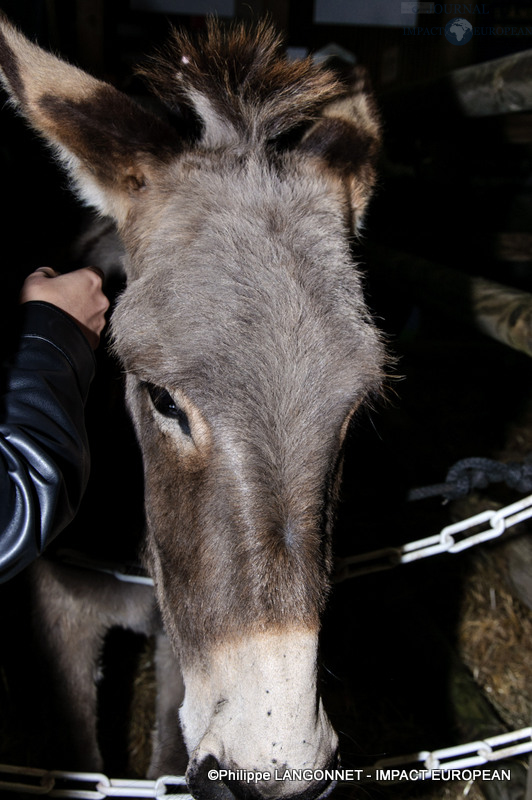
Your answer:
[0,16,182,224]
[299,66,381,232]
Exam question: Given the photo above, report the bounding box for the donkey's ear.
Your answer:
[299,67,381,230]
[0,16,182,224]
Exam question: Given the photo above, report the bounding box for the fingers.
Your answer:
[82,267,111,322]
[20,265,110,349]
[84,265,105,283]
[33,266,61,278]
[26,265,105,286]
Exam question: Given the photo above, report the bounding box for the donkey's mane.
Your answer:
[138,19,343,143]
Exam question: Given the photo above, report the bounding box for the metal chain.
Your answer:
[22,491,530,797]
[2,729,532,797]
[334,493,532,582]
[54,550,154,587]
[3,491,532,797]
[0,766,192,799]
[372,727,532,776]
[55,493,532,588]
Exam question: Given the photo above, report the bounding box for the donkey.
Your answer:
[0,16,385,800]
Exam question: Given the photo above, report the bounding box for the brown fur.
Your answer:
[138,20,341,138]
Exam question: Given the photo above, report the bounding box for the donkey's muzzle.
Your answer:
[186,752,340,800]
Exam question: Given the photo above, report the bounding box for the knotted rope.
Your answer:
[408,455,532,502]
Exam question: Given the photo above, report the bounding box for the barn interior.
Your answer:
[0,1,531,799]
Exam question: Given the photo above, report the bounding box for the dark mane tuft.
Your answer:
[137,19,343,144]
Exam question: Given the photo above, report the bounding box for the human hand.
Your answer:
[20,267,110,349]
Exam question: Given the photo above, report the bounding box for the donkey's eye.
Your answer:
[143,382,191,436]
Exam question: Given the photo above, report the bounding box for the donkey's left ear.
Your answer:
[0,16,182,224]
[299,67,381,231]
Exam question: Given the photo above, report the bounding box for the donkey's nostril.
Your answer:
[187,756,259,800]
[187,759,257,800]
[187,752,340,800]
[187,754,236,800]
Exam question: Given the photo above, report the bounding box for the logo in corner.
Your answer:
[444,17,473,45]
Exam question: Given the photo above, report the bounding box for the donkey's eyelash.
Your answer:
[142,381,192,436]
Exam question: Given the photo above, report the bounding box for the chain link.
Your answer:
[55,494,532,588]
[6,494,531,796]
[54,550,155,587]
[334,493,532,582]
[2,728,532,797]
[372,727,532,776]
[56,494,532,588]
[0,766,192,799]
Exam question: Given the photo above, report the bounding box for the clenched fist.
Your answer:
[21,267,110,349]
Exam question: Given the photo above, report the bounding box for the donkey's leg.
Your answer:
[30,560,108,770]
[147,632,187,778]
[30,559,157,771]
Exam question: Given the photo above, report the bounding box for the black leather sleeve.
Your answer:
[0,301,96,583]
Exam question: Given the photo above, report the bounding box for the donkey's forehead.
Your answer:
[112,154,384,399]
[135,150,349,252]
[113,274,382,412]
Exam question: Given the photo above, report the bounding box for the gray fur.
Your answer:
[0,16,386,798]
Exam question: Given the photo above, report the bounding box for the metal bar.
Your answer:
[367,244,532,358]
[470,277,532,359]
[380,48,532,120]
[451,49,532,117]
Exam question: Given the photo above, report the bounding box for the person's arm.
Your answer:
[0,267,109,582]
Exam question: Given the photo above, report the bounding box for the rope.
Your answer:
[408,455,532,502]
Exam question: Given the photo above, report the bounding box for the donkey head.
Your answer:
[0,17,385,800]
